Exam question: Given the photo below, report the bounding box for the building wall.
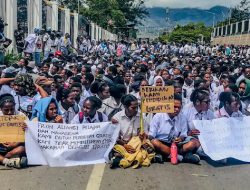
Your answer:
[212,34,250,46]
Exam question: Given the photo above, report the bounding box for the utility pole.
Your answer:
[205,11,215,28]
[78,0,80,13]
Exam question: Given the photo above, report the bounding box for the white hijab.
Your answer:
[153,76,165,86]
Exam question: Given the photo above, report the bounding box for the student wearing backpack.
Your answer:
[101,84,126,120]
[71,96,108,124]
[56,87,80,124]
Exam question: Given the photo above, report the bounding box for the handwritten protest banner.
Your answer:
[193,116,250,162]
[0,115,26,143]
[25,121,120,167]
[140,86,174,113]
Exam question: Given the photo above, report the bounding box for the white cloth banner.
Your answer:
[25,122,120,167]
[193,116,250,162]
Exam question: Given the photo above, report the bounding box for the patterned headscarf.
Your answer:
[14,74,36,97]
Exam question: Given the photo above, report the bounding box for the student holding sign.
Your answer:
[71,96,108,124]
[182,89,214,136]
[110,95,152,168]
[0,94,28,168]
[31,97,63,123]
[215,92,243,118]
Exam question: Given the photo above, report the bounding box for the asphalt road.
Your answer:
[0,159,249,190]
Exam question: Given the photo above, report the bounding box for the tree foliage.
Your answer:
[230,0,250,22]
[57,0,84,11]
[160,23,212,43]
[217,0,250,26]
[79,0,148,35]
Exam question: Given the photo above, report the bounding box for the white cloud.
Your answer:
[145,0,241,9]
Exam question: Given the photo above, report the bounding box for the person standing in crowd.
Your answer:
[23,28,42,62]
[43,28,54,60]
[59,33,73,56]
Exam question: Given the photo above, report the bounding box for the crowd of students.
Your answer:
[0,28,250,169]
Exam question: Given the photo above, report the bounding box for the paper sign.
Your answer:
[193,116,250,162]
[0,115,26,143]
[140,86,174,113]
[25,121,120,167]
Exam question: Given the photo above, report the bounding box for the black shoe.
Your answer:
[110,157,122,169]
[20,157,28,168]
[183,153,200,164]
[153,154,164,164]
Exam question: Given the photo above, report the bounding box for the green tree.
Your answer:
[80,0,148,35]
[80,0,126,28]
[217,0,250,26]
[162,23,212,43]
[57,0,84,11]
[57,0,148,36]
[230,0,250,23]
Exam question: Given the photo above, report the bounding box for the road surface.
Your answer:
[0,159,249,190]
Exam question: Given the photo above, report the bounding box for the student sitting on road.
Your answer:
[182,89,214,157]
[56,87,80,124]
[71,96,108,124]
[100,84,126,120]
[31,97,63,123]
[110,94,154,168]
[183,89,214,132]
[149,94,201,164]
[0,94,28,168]
[215,92,243,118]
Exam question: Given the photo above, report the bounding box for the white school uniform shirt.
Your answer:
[11,91,35,113]
[182,106,215,131]
[0,85,13,95]
[24,33,36,53]
[101,96,124,116]
[71,112,108,124]
[182,81,194,105]
[112,110,142,142]
[214,107,243,118]
[43,35,54,52]
[58,102,80,124]
[149,112,188,143]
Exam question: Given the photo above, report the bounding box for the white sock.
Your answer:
[2,158,9,165]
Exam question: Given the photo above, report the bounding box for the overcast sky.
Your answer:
[145,0,241,9]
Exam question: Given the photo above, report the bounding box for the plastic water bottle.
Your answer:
[171,142,178,165]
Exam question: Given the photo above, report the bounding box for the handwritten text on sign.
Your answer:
[25,121,120,167]
[140,86,174,113]
[0,115,26,143]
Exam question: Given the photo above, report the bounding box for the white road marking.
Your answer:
[85,164,106,190]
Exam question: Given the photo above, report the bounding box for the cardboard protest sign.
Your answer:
[140,86,174,113]
[0,115,26,143]
[193,116,250,162]
[25,121,120,167]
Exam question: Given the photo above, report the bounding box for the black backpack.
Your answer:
[78,111,103,123]
[103,103,122,121]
